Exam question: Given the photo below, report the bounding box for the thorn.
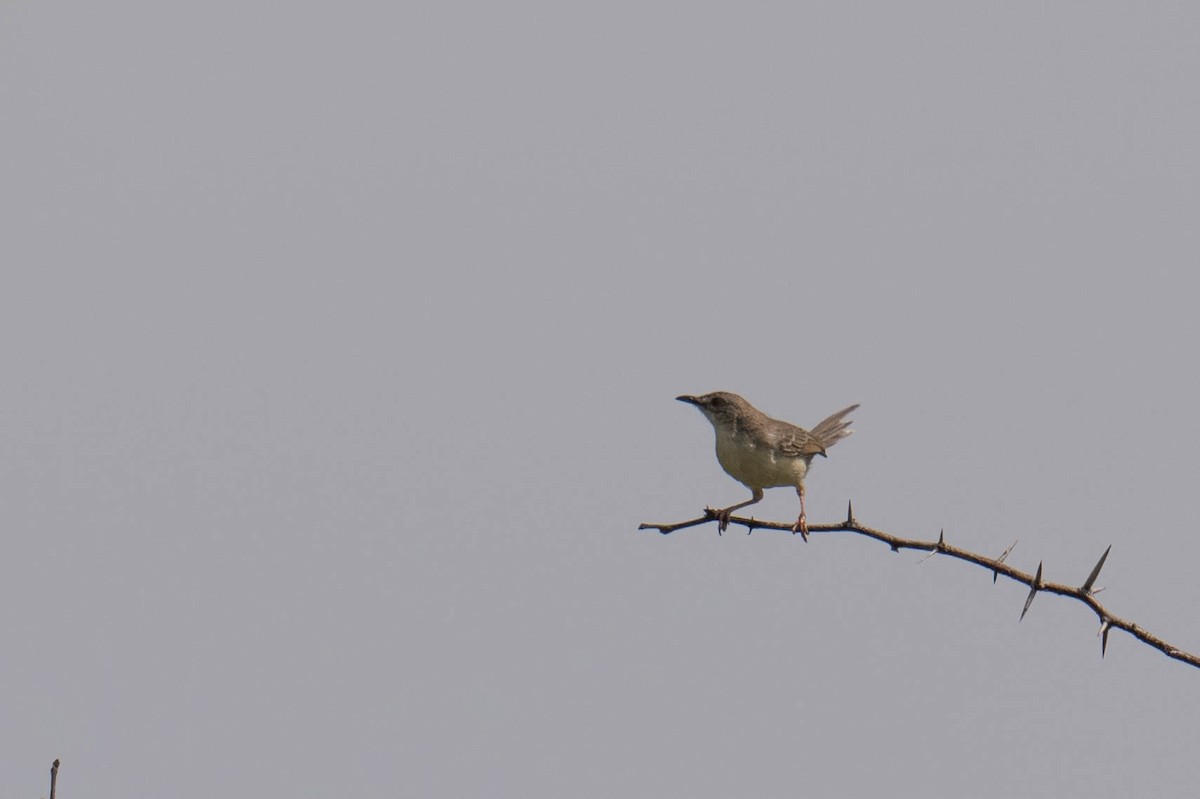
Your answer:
[1081,545,1112,593]
[846,499,855,525]
[920,529,946,562]
[993,539,1018,584]
[1020,561,1044,621]
[1099,620,1111,657]
[890,543,900,553]
[745,517,756,535]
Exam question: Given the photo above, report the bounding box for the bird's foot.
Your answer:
[791,514,809,542]
[716,508,732,534]
[705,506,732,535]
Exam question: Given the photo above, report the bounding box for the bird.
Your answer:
[676,392,859,540]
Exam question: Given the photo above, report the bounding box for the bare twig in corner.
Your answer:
[50,759,60,799]
[639,504,1200,671]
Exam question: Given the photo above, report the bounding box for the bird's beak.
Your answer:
[676,395,701,406]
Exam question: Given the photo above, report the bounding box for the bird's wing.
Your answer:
[771,424,827,458]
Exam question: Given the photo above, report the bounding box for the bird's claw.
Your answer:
[705,506,732,534]
[791,514,809,542]
[716,508,731,534]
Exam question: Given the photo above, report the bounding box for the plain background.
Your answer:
[4,2,1200,797]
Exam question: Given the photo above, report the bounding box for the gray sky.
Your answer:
[4,2,1200,797]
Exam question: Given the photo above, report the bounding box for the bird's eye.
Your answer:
[709,396,724,406]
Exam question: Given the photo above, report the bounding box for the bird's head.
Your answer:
[675,391,751,426]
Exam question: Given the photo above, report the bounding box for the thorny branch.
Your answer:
[638,501,1200,671]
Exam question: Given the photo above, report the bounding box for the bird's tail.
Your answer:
[811,404,859,453]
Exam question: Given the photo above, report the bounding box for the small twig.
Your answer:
[638,506,1200,670]
[50,759,60,799]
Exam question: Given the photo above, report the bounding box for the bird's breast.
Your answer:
[714,427,809,489]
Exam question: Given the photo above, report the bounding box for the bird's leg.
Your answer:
[709,488,763,534]
[792,485,809,542]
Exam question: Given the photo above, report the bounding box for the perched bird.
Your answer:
[676,392,859,539]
